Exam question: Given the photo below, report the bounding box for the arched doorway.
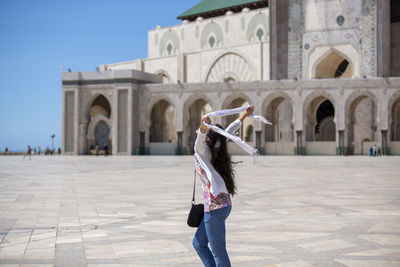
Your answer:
[87,95,112,155]
[264,96,294,154]
[306,97,335,142]
[305,96,336,155]
[390,95,400,154]
[186,99,212,154]
[265,97,294,142]
[391,97,400,141]
[149,100,176,155]
[347,95,377,155]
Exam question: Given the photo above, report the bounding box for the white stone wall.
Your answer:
[102,7,270,83]
[148,8,269,58]
[304,0,362,31]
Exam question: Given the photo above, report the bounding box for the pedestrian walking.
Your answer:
[377,144,382,156]
[23,145,32,160]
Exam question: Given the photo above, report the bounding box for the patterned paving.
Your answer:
[0,155,399,266]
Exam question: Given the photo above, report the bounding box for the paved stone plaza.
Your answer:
[0,155,399,267]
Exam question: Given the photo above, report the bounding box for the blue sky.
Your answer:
[0,0,200,152]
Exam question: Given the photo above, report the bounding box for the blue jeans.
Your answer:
[192,205,231,267]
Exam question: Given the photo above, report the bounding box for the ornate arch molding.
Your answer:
[204,50,257,82]
[182,93,215,119]
[303,90,337,124]
[145,94,175,129]
[262,91,295,117]
[221,91,252,109]
[387,90,400,122]
[246,12,269,42]
[200,22,223,48]
[87,114,112,141]
[82,93,113,123]
[159,30,180,56]
[307,44,360,80]
[344,90,379,125]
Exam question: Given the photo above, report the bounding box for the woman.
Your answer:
[192,106,254,267]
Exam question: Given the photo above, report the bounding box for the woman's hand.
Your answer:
[200,116,211,133]
[239,105,254,122]
[246,105,255,116]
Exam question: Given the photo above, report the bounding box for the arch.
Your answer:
[83,93,113,122]
[246,12,269,42]
[308,44,360,79]
[183,94,214,154]
[221,95,251,139]
[145,94,176,129]
[388,90,400,141]
[345,90,379,154]
[262,91,295,116]
[263,92,295,142]
[314,50,352,79]
[154,69,173,83]
[345,90,379,120]
[183,93,215,118]
[159,30,180,56]
[205,51,256,82]
[303,91,337,142]
[200,22,223,48]
[221,92,252,110]
[149,100,176,143]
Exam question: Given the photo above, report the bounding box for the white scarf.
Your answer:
[201,106,272,156]
[194,106,272,196]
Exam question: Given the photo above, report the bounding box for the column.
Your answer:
[269,0,289,80]
[295,131,304,155]
[381,130,388,155]
[255,131,263,155]
[337,130,344,155]
[140,132,146,155]
[177,131,183,155]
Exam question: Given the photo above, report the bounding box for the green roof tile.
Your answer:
[178,0,265,20]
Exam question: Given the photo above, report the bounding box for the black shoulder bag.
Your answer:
[187,170,204,227]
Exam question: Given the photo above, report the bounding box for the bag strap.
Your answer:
[192,169,196,204]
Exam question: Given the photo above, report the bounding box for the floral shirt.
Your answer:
[194,119,242,212]
[195,163,231,212]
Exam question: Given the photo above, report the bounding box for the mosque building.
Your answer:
[62,0,400,156]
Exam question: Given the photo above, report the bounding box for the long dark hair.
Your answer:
[206,124,237,196]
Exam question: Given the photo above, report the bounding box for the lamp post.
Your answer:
[51,134,55,150]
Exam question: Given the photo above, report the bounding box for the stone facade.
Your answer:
[62,0,400,156]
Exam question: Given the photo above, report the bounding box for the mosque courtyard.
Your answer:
[0,155,399,267]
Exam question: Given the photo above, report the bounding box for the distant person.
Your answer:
[369,146,373,156]
[38,146,41,155]
[377,144,382,156]
[58,147,61,155]
[23,145,32,160]
[4,147,8,154]
[33,147,37,155]
[103,144,108,156]
[373,145,376,156]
